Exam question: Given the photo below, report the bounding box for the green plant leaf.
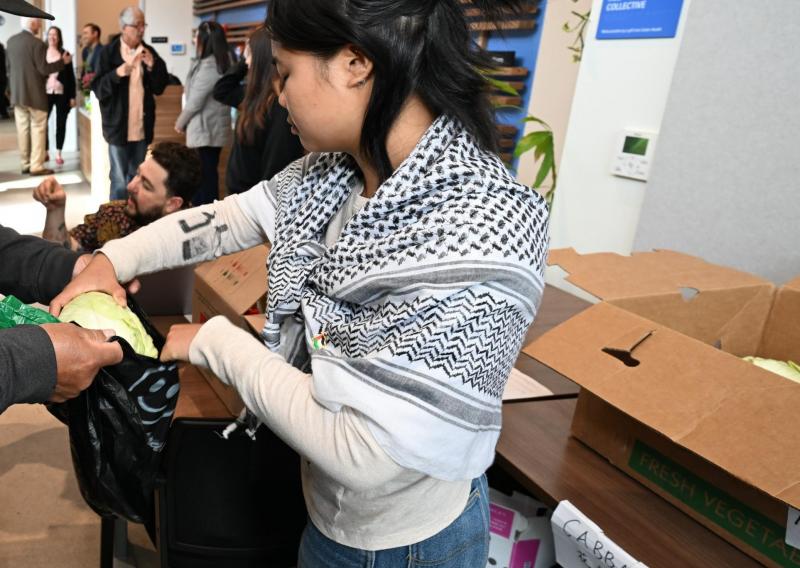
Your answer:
[514,131,550,157]
[522,116,552,130]
[532,143,554,189]
[485,76,520,96]
[494,104,522,112]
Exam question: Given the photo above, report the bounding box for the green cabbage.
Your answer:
[742,356,800,384]
[60,292,158,358]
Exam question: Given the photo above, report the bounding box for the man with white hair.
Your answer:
[7,13,72,176]
[92,6,168,201]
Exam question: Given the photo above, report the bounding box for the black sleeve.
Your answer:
[91,42,121,103]
[59,60,76,100]
[0,224,79,304]
[146,46,168,96]
[33,39,63,77]
[212,59,247,108]
[0,326,57,413]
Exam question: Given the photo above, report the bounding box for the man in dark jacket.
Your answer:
[0,224,123,414]
[92,6,168,201]
[7,15,70,176]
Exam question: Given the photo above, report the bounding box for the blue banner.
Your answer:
[596,0,684,40]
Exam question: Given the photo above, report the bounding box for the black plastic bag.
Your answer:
[48,299,179,525]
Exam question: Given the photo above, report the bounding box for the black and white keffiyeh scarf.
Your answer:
[259,115,549,480]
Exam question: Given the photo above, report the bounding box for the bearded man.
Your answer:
[33,142,200,251]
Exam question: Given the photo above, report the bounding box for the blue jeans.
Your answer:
[108,140,148,201]
[298,475,490,568]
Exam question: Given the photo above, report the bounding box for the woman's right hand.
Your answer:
[50,253,127,317]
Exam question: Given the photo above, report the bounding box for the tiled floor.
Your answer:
[0,118,94,236]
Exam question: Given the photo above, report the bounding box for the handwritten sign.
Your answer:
[551,501,648,568]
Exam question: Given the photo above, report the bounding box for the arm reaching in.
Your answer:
[49,254,127,316]
[32,177,79,250]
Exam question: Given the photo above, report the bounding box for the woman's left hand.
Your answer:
[174,124,184,134]
[160,323,203,363]
[69,98,76,108]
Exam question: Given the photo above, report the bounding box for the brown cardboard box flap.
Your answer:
[524,301,800,508]
[759,281,800,362]
[194,244,269,315]
[783,276,800,291]
[244,314,267,337]
[548,248,771,299]
[547,248,775,351]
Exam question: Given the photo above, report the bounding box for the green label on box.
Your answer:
[629,440,800,567]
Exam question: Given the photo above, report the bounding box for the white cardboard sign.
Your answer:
[551,501,648,568]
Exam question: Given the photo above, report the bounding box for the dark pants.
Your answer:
[192,146,222,206]
[109,140,148,201]
[47,94,71,151]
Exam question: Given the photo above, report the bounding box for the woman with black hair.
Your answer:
[175,21,231,205]
[52,1,549,565]
[45,26,76,166]
[213,25,304,195]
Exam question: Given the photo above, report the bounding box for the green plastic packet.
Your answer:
[0,295,60,329]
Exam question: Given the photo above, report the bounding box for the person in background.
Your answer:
[79,22,102,94]
[213,25,304,195]
[7,16,70,176]
[50,0,549,565]
[174,21,231,205]
[0,41,9,119]
[92,6,168,201]
[0,0,122,417]
[33,141,200,252]
[45,26,76,166]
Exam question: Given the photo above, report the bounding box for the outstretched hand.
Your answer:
[50,253,127,317]
[160,323,203,363]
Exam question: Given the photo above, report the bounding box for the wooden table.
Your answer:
[150,315,233,419]
[496,399,761,568]
[512,285,588,400]
[151,290,758,567]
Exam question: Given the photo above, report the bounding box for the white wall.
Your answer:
[141,0,196,84]
[547,0,692,267]
[518,0,592,191]
[0,12,22,47]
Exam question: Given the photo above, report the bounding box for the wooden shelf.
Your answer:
[470,20,537,31]
[497,124,519,137]
[193,0,264,16]
[222,21,261,43]
[490,95,522,107]
[499,138,515,149]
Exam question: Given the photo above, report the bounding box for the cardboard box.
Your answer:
[191,244,270,329]
[524,249,800,567]
[192,245,270,415]
[488,489,554,568]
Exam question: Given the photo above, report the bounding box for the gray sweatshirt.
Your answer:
[0,224,78,413]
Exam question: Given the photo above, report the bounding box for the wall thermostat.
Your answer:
[611,130,657,181]
[170,43,186,56]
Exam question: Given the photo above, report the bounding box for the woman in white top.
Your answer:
[52,0,548,565]
[175,20,231,206]
[45,26,75,167]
